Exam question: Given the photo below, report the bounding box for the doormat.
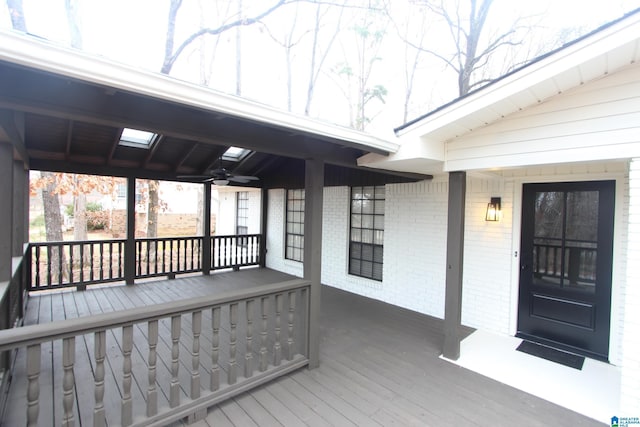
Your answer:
[516,341,585,370]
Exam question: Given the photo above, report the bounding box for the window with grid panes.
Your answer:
[286,189,305,262]
[236,192,248,246]
[349,186,384,281]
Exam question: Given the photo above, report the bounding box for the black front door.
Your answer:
[518,181,615,361]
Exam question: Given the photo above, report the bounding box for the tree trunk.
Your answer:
[235,0,243,96]
[5,0,27,31]
[73,189,89,264]
[64,0,82,48]
[42,172,66,281]
[146,180,159,260]
[147,180,159,238]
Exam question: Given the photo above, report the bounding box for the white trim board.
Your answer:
[443,330,621,424]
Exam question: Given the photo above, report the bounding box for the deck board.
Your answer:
[1,269,604,426]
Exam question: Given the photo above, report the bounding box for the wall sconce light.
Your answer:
[485,197,501,221]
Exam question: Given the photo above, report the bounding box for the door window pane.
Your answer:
[532,190,598,292]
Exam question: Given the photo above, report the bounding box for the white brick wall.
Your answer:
[461,177,514,334]
[265,189,303,277]
[264,162,631,397]
[621,158,640,414]
[215,188,261,235]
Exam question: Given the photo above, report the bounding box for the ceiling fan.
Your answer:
[178,167,259,186]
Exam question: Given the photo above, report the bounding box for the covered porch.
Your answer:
[0,269,602,426]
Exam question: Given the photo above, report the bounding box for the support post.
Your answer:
[124,176,136,285]
[0,142,13,282]
[443,171,466,360]
[13,160,27,257]
[202,182,212,275]
[303,158,323,369]
[259,188,268,268]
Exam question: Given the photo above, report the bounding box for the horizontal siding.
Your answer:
[445,62,640,171]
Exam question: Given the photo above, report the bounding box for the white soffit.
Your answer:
[0,30,399,155]
[397,10,640,142]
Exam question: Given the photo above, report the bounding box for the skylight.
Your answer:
[119,128,158,149]
[222,146,251,161]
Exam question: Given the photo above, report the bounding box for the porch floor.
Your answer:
[3,268,603,426]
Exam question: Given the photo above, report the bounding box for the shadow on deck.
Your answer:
[1,268,603,426]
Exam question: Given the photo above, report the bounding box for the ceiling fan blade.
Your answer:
[228,177,251,183]
[230,175,259,181]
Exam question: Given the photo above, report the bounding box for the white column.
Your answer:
[621,158,640,413]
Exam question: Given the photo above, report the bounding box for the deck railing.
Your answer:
[136,237,203,279]
[30,239,125,290]
[0,246,30,378]
[533,242,597,286]
[0,279,310,426]
[28,234,263,291]
[211,234,261,270]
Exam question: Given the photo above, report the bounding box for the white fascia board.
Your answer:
[0,30,399,154]
[398,11,640,139]
[357,136,444,171]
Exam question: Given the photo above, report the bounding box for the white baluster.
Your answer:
[147,320,158,417]
[245,299,254,378]
[228,303,238,384]
[211,306,221,391]
[62,337,75,427]
[94,331,106,427]
[191,310,202,399]
[287,291,296,361]
[26,344,41,427]
[122,325,133,426]
[260,296,268,372]
[170,315,181,407]
[274,293,282,366]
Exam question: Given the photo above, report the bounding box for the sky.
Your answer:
[2,0,640,133]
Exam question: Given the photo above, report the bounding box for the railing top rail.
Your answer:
[135,236,204,242]
[533,238,598,245]
[1,248,29,304]
[28,233,263,246]
[0,278,309,351]
[29,239,126,246]
[213,234,261,236]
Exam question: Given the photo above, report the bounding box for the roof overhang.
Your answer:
[0,30,433,186]
[359,8,640,175]
[0,30,399,156]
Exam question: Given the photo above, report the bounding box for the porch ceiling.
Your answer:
[0,31,431,188]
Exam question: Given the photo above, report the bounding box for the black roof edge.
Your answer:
[394,7,640,134]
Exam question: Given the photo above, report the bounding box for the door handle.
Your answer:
[521,264,530,271]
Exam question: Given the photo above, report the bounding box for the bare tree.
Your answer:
[5,0,26,31]
[304,1,346,115]
[235,0,243,96]
[64,0,82,49]
[402,0,530,96]
[41,173,66,280]
[160,0,297,75]
[332,1,389,130]
[389,1,429,122]
[261,3,311,111]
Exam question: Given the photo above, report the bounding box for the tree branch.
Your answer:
[162,0,291,75]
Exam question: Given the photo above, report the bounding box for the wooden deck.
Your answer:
[2,268,603,426]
